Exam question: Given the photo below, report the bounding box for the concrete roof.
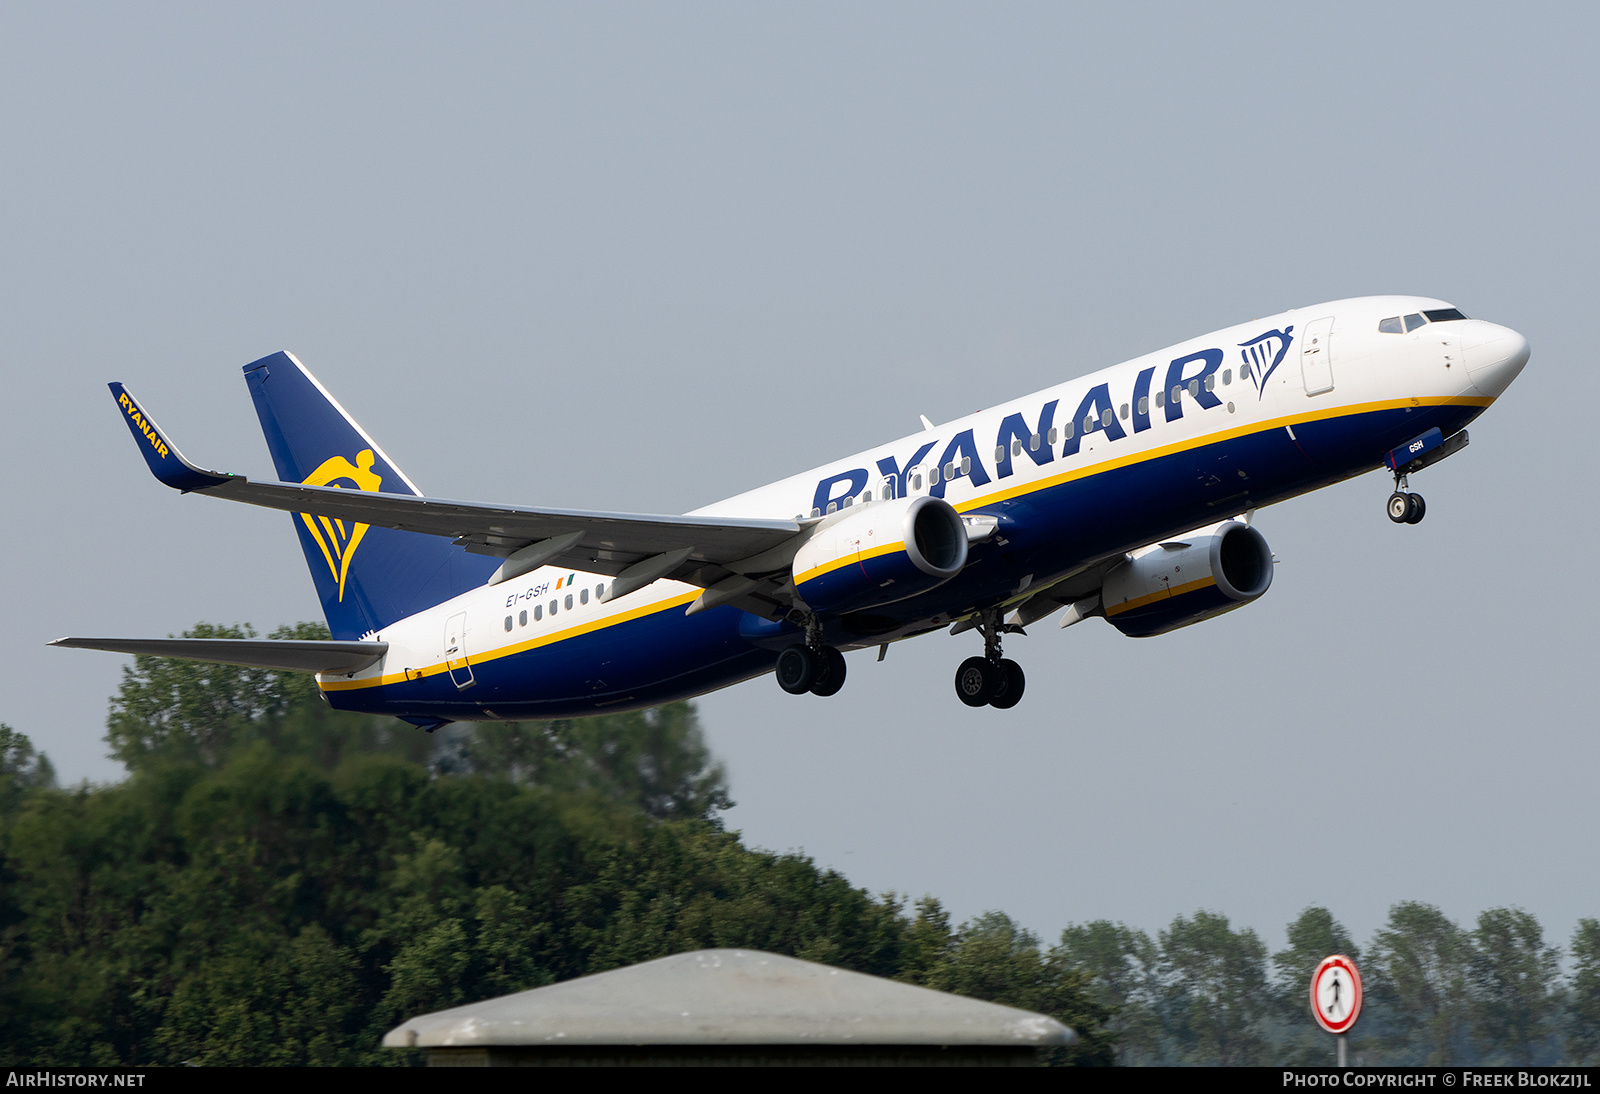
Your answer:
[382,948,1076,1048]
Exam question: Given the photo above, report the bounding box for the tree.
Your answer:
[0,724,55,814]
[1160,911,1270,1065]
[1467,907,1560,1065]
[1054,920,1162,1064]
[1568,919,1600,1064]
[446,704,733,821]
[1367,902,1471,1065]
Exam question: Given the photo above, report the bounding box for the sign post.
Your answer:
[1310,954,1362,1067]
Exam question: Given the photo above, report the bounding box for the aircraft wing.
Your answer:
[110,384,807,607]
[48,637,388,674]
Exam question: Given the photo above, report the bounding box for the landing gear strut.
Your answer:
[775,615,847,697]
[954,609,1026,709]
[1387,473,1425,525]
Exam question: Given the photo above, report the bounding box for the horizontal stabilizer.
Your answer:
[50,637,388,674]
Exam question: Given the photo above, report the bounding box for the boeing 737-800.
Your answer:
[56,296,1528,724]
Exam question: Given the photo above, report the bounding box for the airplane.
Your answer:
[55,296,1528,724]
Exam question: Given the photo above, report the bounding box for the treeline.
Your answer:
[0,623,1595,1066]
[1063,905,1599,1066]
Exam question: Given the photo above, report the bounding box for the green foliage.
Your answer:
[1159,911,1270,1065]
[1055,921,1162,1064]
[1467,907,1561,1065]
[443,704,733,820]
[1568,919,1600,1064]
[0,623,1110,1065]
[15,619,1598,1067]
[1367,901,1472,1065]
[103,622,430,774]
[1270,907,1363,1065]
[0,723,55,815]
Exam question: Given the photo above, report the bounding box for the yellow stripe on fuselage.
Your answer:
[322,395,1488,693]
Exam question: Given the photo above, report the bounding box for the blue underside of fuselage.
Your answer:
[328,400,1481,721]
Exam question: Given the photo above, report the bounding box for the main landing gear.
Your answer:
[954,609,1026,709]
[775,616,847,697]
[1387,473,1426,525]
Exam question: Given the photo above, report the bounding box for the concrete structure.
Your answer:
[383,948,1077,1066]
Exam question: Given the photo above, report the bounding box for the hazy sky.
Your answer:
[4,2,1595,955]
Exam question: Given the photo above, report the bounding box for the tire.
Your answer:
[955,656,998,707]
[1405,493,1426,524]
[810,647,848,697]
[1387,492,1411,523]
[988,659,1026,709]
[776,644,819,695]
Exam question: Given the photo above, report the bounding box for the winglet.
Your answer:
[108,383,237,492]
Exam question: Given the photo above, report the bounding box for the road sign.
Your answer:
[1310,954,1362,1035]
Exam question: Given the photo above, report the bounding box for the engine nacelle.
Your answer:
[792,495,968,614]
[1102,521,1274,637]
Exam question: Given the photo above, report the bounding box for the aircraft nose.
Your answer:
[1464,323,1530,399]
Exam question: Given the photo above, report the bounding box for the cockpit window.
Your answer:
[1378,316,1404,334]
[1423,308,1467,322]
[1403,312,1427,332]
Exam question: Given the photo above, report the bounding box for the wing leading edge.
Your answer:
[109,382,808,614]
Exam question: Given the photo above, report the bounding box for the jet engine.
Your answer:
[1102,521,1274,637]
[791,495,967,614]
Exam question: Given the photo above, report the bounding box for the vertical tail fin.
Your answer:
[243,352,497,640]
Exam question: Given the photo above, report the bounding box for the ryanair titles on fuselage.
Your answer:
[807,325,1296,516]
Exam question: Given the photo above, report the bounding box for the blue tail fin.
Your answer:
[243,352,497,640]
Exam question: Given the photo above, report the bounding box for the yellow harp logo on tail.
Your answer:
[300,450,383,602]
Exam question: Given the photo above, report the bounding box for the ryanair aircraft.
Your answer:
[56,297,1528,724]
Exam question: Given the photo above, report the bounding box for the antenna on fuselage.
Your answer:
[919,414,935,431]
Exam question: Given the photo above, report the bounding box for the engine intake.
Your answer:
[1102,521,1274,637]
[792,495,967,614]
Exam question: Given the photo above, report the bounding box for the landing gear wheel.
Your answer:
[1404,492,1426,524]
[1387,492,1411,523]
[988,659,1027,709]
[955,656,998,707]
[776,644,819,695]
[810,647,848,697]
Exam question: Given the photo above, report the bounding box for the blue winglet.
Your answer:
[108,382,236,492]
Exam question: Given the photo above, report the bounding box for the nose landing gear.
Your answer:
[953,609,1027,709]
[1387,474,1426,525]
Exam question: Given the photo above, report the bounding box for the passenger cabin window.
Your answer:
[534,604,543,621]
[519,610,527,626]
[1241,364,1251,381]
[1404,312,1427,332]
[1222,369,1232,385]
[1379,316,1404,334]
[1048,427,1059,444]
[596,584,606,599]
[1424,308,1468,322]
[504,616,513,632]
[580,588,589,605]
[565,594,574,610]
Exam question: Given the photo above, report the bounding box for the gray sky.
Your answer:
[4,2,1595,956]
